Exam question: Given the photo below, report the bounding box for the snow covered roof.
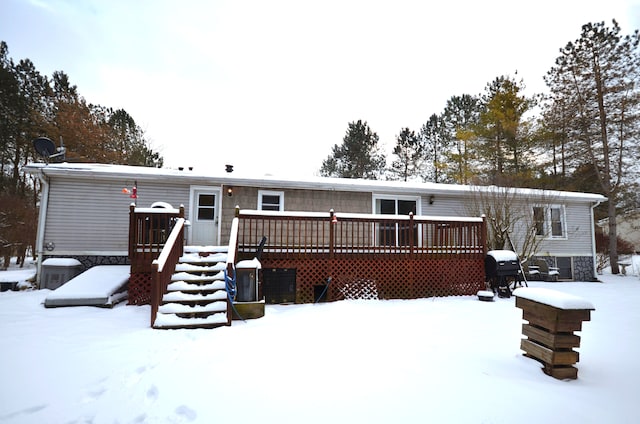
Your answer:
[23,162,608,203]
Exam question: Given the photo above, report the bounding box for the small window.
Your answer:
[259,190,284,211]
[532,205,566,239]
[197,194,215,220]
[550,206,565,237]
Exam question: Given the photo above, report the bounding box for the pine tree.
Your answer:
[388,127,422,181]
[106,108,163,167]
[544,20,640,274]
[475,75,536,185]
[0,40,165,262]
[320,120,386,179]
[420,113,449,183]
[441,94,481,184]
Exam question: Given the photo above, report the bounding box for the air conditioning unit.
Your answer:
[41,258,83,290]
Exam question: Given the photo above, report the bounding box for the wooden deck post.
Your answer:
[481,214,488,256]
[128,203,136,260]
[329,209,335,259]
[409,212,415,257]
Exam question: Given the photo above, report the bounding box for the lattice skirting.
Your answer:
[129,272,152,305]
[261,257,485,303]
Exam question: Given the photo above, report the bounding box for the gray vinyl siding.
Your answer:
[420,194,470,217]
[536,202,595,257]
[38,170,597,261]
[218,185,371,245]
[43,176,190,255]
[419,193,595,257]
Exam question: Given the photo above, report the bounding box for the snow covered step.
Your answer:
[183,245,228,254]
[162,290,227,302]
[158,301,227,314]
[170,271,225,282]
[166,280,226,292]
[174,262,226,273]
[178,252,227,264]
[153,311,229,329]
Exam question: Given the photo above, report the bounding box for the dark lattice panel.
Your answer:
[260,257,485,303]
[128,272,152,305]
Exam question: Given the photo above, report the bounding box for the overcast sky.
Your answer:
[2,0,640,177]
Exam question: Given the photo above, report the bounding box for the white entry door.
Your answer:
[190,188,219,246]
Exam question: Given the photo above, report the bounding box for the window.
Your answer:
[259,190,284,211]
[533,207,545,236]
[197,194,215,220]
[532,205,566,238]
[550,206,564,237]
[374,198,418,215]
[373,196,419,246]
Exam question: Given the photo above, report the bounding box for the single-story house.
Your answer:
[24,162,606,294]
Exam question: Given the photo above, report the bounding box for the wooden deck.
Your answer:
[235,209,487,302]
[128,207,489,326]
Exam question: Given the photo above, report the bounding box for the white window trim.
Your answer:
[548,204,567,240]
[371,194,422,247]
[533,204,567,240]
[258,190,284,211]
[371,194,421,215]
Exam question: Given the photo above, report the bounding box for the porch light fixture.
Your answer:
[227,187,233,197]
[429,195,435,205]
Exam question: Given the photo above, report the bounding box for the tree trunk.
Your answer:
[608,197,619,274]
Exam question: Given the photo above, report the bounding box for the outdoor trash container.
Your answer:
[235,258,261,302]
[232,258,265,320]
[515,287,594,380]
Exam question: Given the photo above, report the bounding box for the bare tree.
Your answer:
[464,185,561,266]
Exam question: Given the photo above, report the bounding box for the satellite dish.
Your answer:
[33,137,57,157]
[32,137,66,162]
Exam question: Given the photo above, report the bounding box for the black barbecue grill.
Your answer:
[484,250,525,298]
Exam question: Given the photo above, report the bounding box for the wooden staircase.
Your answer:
[153,246,231,329]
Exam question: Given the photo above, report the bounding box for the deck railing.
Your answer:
[128,204,184,273]
[150,217,185,326]
[236,209,487,260]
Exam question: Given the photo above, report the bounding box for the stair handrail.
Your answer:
[150,217,185,327]
[223,216,240,325]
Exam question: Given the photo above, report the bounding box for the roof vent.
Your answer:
[225,164,234,173]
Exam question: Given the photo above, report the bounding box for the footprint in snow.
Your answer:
[174,405,197,422]
[81,387,107,404]
[145,384,159,403]
[0,404,48,421]
[125,365,147,387]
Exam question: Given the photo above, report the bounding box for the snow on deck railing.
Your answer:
[239,209,485,223]
[226,217,239,267]
[150,217,185,327]
[153,218,185,273]
[235,209,487,259]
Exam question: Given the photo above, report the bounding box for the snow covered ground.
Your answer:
[1,257,639,424]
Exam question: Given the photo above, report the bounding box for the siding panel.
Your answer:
[419,194,595,257]
[44,177,190,254]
